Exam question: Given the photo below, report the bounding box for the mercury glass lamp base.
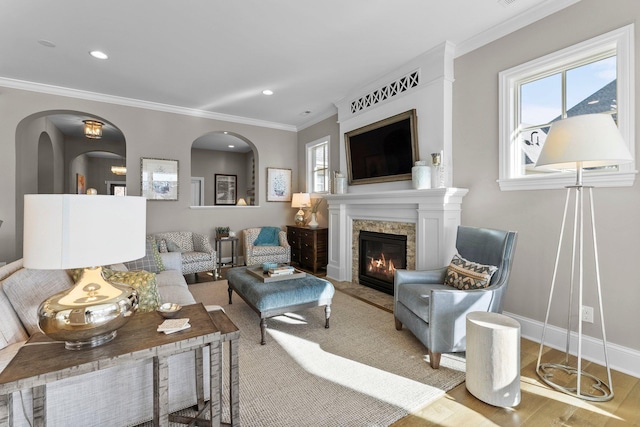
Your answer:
[65,330,118,350]
[294,209,305,226]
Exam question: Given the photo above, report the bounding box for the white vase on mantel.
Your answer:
[412,161,431,189]
[308,213,319,229]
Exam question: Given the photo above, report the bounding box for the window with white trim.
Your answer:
[306,137,330,193]
[498,25,635,191]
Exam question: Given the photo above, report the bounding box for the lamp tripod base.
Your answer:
[65,330,118,350]
[536,181,614,402]
[537,362,613,402]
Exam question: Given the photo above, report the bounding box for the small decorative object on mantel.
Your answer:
[411,161,431,189]
[431,152,446,188]
[308,198,324,229]
[334,171,347,194]
[215,226,230,239]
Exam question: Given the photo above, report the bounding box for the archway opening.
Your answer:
[190,131,258,206]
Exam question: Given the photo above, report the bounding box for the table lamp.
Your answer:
[291,193,310,226]
[23,194,147,350]
[534,114,632,401]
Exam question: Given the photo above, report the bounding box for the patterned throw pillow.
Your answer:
[124,236,165,273]
[166,240,184,253]
[103,270,160,313]
[444,254,498,290]
[157,239,168,253]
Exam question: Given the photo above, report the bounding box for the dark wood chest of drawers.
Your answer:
[287,225,328,273]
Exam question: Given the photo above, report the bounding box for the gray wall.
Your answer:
[453,0,639,352]
[1,88,298,262]
[297,114,340,228]
[191,148,251,206]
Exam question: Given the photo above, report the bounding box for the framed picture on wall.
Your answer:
[141,158,179,201]
[266,167,292,202]
[76,173,86,194]
[215,174,237,205]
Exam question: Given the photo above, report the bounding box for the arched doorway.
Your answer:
[14,110,126,256]
[190,131,258,206]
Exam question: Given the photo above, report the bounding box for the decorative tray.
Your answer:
[246,266,306,283]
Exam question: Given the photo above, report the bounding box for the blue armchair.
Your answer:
[394,226,517,368]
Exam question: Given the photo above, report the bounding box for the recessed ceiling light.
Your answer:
[262,90,274,96]
[89,50,108,60]
[37,39,56,48]
[228,145,235,148]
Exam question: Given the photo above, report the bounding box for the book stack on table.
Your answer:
[268,266,295,277]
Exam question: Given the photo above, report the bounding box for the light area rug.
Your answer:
[185,280,465,426]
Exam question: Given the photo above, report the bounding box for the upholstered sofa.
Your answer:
[153,231,216,276]
[243,227,291,267]
[0,252,209,427]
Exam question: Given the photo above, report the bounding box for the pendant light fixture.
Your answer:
[83,120,103,139]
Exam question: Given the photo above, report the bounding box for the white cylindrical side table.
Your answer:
[466,311,521,407]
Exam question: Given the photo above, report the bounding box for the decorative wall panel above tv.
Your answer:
[345,109,419,185]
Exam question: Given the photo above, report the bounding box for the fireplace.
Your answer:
[359,231,407,295]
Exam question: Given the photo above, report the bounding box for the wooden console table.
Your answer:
[0,304,222,427]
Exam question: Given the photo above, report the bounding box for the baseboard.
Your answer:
[505,311,640,379]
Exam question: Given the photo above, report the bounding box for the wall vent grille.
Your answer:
[350,71,419,114]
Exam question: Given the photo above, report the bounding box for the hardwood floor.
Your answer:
[392,337,640,426]
[186,269,639,426]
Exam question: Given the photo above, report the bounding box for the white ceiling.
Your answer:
[1,0,577,137]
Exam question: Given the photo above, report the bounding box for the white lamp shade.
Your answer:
[535,114,632,170]
[23,194,146,269]
[291,192,310,208]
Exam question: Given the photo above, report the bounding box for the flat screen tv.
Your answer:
[345,109,419,185]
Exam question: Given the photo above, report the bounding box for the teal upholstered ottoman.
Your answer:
[226,266,334,344]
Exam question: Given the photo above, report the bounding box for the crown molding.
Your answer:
[0,76,297,133]
[455,0,581,57]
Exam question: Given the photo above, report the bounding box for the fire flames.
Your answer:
[367,253,396,280]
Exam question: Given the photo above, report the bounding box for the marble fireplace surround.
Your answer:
[324,188,468,283]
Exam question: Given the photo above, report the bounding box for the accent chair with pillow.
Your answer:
[243,226,291,267]
[153,231,216,277]
[394,225,517,369]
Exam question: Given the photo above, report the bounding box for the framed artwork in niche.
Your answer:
[141,158,178,201]
[267,167,292,202]
[215,174,237,205]
[76,174,86,194]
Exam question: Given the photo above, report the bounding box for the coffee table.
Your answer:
[0,303,221,427]
[226,266,334,344]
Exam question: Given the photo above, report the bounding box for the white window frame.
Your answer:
[306,136,330,194]
[498,24,635,191]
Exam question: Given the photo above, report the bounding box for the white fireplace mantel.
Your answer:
[324,188,468,282]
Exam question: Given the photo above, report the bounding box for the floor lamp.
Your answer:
[534,114,632,401]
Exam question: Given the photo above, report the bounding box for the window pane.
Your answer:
[520,73,562,126]
[566,56,616,117]
[310,142,329,193]
[314,170,326,192]
[519,125,551,170]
